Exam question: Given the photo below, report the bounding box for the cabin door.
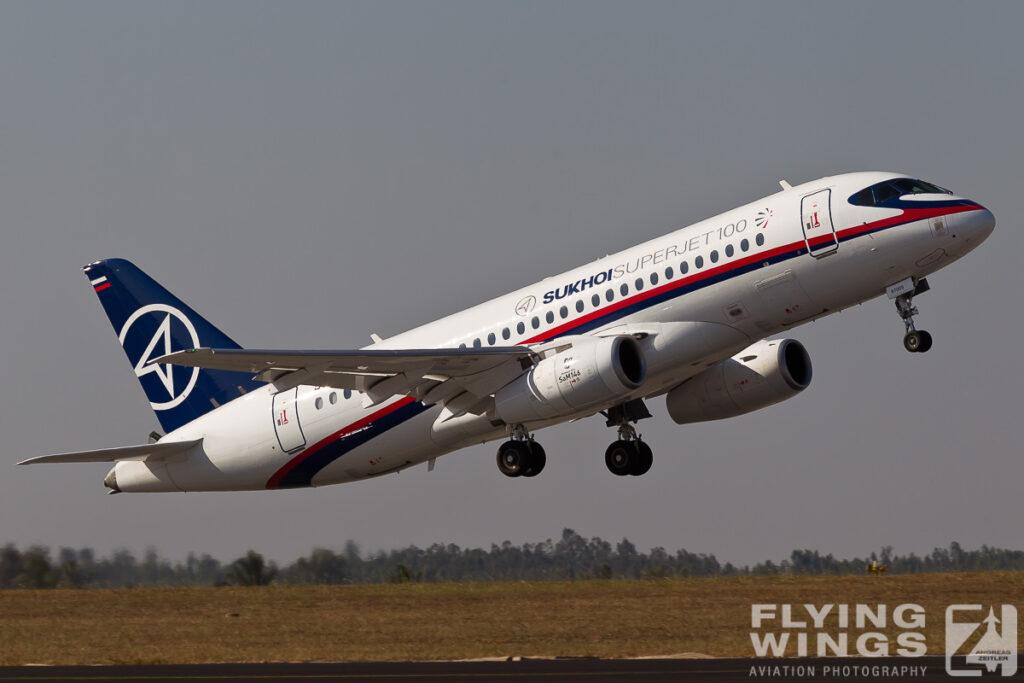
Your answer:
[801,189,838,257]
[272,388,306,453]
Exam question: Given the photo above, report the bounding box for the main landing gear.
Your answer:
[496,399,656,479]
[894,278,933,353]
[604,425,653,477]
[496,424,546,478]
[602,399,654,477]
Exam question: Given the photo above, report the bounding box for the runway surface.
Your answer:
[1,655,1011,682]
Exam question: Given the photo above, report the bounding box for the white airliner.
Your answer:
[20,172,994,492]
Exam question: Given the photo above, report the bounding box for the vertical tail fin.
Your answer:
[83,258,264,433]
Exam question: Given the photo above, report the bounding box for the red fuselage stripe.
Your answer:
[266,396,417,488]
[266,203,985,487]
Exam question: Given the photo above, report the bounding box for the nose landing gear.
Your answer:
[903,329,933,353]
[892,277,933,353]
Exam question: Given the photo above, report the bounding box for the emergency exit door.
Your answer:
[801,189,838,257]
[272,388,306,453]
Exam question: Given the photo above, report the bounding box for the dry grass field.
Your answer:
[0,572,1021,665]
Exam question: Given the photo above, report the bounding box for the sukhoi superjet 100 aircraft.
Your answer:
[21,172,994,492]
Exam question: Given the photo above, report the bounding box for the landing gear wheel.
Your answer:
[496,441,528,477]
[605,440,636,477]
[904,330,932,353]
[521,442,546,477]
[916,330,933,353]
[630,441,653,476]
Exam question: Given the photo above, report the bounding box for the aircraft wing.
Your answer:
[18,439,203,465]
[157,347,540,418]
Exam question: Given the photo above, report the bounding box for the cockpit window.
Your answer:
[890,178,951,195]
[851,188,873,206]
[849,178,953,207]
[873,182,902,204]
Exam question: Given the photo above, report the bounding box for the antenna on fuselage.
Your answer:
[779,180,792,190]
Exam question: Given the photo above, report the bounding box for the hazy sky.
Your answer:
[1,1,1021,567]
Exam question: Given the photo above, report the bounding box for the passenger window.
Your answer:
[755,233,765,247]
[740,239,749,252]
[502,328,510,340]
[329,392,338,405]
[516,321,525,334]
[680,261,688,274]
[532,316,540,329]
[606,289,614,302]
[650,272,658,286]
[315,397,324,410]
[575,300,584,313]
[343,389,352,399]
[591,294,600,307]
[473,338,481,348]
[546,311,554,323]
[635,278,644,291]
[487,332,496,345]
[665,266,674,280]
[559,305,568,318]
[620,283,629,296]
[710,250,719,263]
[695,255,704,269]
[725,244,734,257]
[459,343,466,349]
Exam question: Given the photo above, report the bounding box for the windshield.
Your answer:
[849,178,952,207]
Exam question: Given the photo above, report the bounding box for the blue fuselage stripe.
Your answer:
[278,204,975,487]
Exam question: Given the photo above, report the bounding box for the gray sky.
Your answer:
[1,1,1021,567]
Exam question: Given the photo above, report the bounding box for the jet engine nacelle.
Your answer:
[495,335,646,424]
[665,339,811,424]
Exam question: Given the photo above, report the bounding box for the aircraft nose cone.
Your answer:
[964,205,995,241]
[975,207,996,239]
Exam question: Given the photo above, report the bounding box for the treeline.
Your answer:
[1,531,1022,589]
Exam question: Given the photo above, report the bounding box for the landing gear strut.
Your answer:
[602,399,653,477]
[496,424,546,478]
[893,278,933,353]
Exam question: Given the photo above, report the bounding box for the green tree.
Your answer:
[226,550,277,586]
[18,546,57,589]
[0,544,24,589]
[389,563,420,583]
[287,548,347,584]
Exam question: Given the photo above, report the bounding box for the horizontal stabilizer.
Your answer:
[18,438,202,466]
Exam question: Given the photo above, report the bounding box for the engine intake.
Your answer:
[666,339,811,424]
[495,335,646,424]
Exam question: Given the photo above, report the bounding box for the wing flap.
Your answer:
[18,439,203,465]
[158,347,533,375]
[157,347,538,408]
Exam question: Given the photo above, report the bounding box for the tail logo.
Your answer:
[118,304,201,411]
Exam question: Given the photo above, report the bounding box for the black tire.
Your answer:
[630,441,653,476]
[496,441,526,477]
[522,442,546,477]
[903,331,922,353]
[605,440,635,476]
[916,330,933,353]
